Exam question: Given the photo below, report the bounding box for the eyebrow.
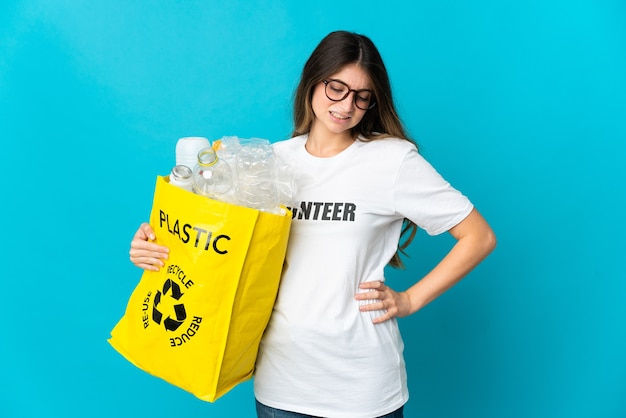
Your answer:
[328,78,373,92]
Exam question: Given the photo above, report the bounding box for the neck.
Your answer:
[306,126,355,158]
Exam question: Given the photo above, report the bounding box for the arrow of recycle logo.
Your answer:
[152,279,187,331]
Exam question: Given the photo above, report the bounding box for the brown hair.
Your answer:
[292,30,417,268]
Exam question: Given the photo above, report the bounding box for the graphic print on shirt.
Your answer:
[288,201,356,221]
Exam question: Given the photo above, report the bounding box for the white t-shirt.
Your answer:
[254,135,473,418]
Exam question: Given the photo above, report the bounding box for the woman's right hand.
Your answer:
[129,222,170,271]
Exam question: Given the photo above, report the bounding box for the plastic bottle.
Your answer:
[234,139,278,213]
[176,136,211,169]
[192,147,233,201]
[168,165,193,192]
[211,136,241,203]
[273,153,297,210]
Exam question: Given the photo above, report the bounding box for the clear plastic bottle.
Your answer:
[169,165,193,192]
[192,147,233,201]
[234,139,278,213]
[273,153,297,210]
[212,136,241,203]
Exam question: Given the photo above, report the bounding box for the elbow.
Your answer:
[482,227,497,256]
[450,208,497,258]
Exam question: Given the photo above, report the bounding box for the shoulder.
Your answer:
[358,136,416,150]
[357,137,447,180]
[355,136,418,161]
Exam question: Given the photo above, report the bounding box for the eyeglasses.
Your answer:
[322,79,376,110]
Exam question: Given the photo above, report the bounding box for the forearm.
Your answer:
[405,218,496,314]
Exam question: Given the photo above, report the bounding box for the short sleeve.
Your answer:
[393,148,474,235]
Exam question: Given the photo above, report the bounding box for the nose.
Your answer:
[337,91,357,111]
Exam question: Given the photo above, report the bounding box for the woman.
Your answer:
[130,31,496,418]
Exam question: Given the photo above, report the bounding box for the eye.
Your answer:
[329,82,347,93]
[356,92,372,103]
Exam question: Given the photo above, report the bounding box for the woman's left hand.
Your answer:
[355,281,413,324]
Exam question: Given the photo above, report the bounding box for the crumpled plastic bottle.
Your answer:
[234,138,280,213]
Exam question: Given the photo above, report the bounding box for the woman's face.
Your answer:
[310,63,372,139]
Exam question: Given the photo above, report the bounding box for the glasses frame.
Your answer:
[322,79,376,110]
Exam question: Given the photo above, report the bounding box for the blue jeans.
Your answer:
[255,400,404,418]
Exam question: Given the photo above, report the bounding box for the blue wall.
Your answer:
[1,1,624,417]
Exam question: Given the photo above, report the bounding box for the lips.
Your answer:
[329,110,350,120]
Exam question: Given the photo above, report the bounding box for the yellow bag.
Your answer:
[109,176,291,402]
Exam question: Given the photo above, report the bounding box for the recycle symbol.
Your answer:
[152,279,187,331]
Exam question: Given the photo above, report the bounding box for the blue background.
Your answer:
[1,1,625,417]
